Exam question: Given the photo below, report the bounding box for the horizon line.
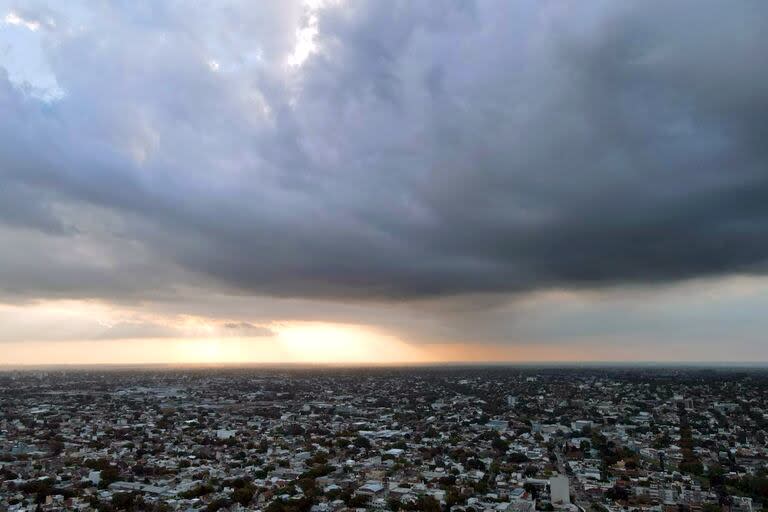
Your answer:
[2,360,768,371]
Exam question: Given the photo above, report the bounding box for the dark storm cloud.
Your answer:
[1,0,768,302]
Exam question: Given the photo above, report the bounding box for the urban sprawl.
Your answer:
[1,367,767,512]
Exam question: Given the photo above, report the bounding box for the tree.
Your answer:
[111,492,136,511]
[296,478,316,495]
[206,498,233,512]
[703,504,722,512]
[606,486,629,502]
[492,436,510,453]
[419,496,441,512]
[354,436,372,450]
[100,466,120,487]
[524,483,540,500]
[233,484,256,506]
[508,452,529,463]
[348,494,370,508]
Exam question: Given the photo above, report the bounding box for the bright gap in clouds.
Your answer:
[4,11,41,31]
[286,0,340,68]
[2,9,64,100]
[0,299,426,365]
[276,322,427,364]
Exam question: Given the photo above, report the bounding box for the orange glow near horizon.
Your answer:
[3,297,766,366]
[1,321,430,366]
[1,333,731,366]
[275,322,428,364]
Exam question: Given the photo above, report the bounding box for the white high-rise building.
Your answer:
[550,475,570,504]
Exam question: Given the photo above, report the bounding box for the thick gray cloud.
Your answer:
[1,0,767,304]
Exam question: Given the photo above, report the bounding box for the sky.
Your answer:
[1,1,768,365]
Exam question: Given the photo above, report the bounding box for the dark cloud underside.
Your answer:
[0,0,767,302]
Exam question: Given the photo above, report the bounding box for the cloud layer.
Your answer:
[1,0,767,306]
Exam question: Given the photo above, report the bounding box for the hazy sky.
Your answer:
[1,1,768,364]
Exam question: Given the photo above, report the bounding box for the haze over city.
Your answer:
[2,1,768,365]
